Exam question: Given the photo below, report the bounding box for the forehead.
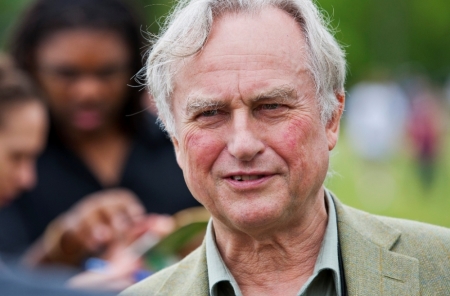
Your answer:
[35,29,130,67]
[0,102,46,142]
[172,7,311,107]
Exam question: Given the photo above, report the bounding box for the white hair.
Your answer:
[145,0,346,136]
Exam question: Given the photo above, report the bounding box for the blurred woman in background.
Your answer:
[0,56,47,210]
[0,0,197,267]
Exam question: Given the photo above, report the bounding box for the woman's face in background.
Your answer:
[34,29,132,136]
[0,102,47,206]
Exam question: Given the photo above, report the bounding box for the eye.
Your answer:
[260,103,280,110]
[54,68,80,80]
[200,109,220,117]
[96,65,129,80]
[256,103,286,111]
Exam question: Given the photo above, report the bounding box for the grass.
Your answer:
[326,128,450,228]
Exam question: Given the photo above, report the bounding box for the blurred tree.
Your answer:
[317,0,450,85]
[409,0,450,81]
[0,0,33,48]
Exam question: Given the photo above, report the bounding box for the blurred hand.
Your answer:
[57,188,145,251]
[101,213,176,261]
[25,188,146,266]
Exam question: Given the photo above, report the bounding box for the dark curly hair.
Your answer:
[8,0,146,132]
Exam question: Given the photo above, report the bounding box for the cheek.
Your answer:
[108,77,130,103]
[284,121,305,150]
[179,131,225,205]
[0,154,14,184]
[182,130,224,181]
[39,80,66,108]
[281,116,316,152]
[277,117,328,174]
[36,72,62,94]
[0,153,7,179]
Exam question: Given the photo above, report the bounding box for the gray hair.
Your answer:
[145,0,346,136]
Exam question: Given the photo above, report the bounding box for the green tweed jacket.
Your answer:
[121,198,450,295]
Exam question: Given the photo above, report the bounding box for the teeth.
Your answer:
[232,175,261,181]
[243,175,260,181]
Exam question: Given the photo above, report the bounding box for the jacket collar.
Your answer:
[333,195,419,295]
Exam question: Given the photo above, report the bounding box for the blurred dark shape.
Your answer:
[405,77,444,189]
[0,0,198,272]
[0,258,113,296]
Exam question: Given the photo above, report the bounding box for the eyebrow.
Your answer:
[184,85,297,116]
[252,85,297,103]
[184,96,227,116]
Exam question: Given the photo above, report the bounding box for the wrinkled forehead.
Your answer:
[171,7,311,104]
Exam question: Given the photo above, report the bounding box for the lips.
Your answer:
[231,175,265,181]
[224,170,274,182]
[224,172,274,190]
[72,108,102,131]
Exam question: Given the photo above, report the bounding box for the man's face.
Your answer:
[0,102,47,206]
[171,8,343,233]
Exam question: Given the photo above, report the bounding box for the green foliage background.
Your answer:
[317,0,450,85]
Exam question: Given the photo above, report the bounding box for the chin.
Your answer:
[224,204,287,233]
[72,125,106,136]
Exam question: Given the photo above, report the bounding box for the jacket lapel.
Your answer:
[334,198,419,296]
[159,241,209,296]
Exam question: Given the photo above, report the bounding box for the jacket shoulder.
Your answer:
[341,203,450,255]
[120,244,208,296]
[339,203,450,293]
[120,263,179,296]
[376,215,450,256]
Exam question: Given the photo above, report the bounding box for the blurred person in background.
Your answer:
[405,77,444,189]
[0,0,198,269]
[0,56,47,219]
[445,76,450,109]
[345,78,409,162]
[0,53,134,296]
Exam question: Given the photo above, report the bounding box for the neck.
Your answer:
[213,190,328,296]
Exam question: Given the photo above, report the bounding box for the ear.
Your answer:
[171,136,184,171]
[325,92,345,151]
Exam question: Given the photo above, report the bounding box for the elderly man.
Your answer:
[122,0,450,295]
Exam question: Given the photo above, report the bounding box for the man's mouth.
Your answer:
[231,175,265,181]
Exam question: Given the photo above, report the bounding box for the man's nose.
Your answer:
[227,113,265,161]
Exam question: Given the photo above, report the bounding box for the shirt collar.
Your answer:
[206,189,341,296]
[311,189,342,295]
[206,219,243,295]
